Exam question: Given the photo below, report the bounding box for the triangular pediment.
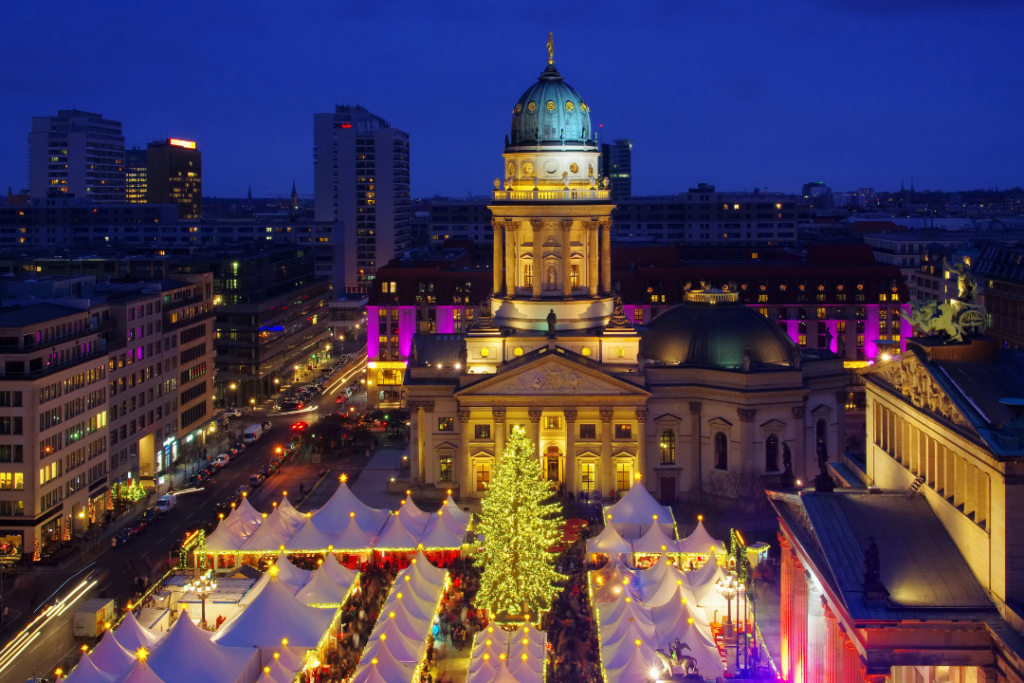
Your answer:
[863,352,972,431]
[760,418,787,430]
[654,413,682,423]
[455,353,650,399]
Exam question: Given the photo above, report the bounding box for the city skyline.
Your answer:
[1,0,1022,199]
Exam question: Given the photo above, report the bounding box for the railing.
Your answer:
[0,320,115,353]
[0,347,109,379]
[492,188,610,201]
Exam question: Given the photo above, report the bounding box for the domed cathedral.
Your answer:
[402,36,848,506]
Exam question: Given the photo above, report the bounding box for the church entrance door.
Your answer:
[659,476,676,505]
[545,445,562,482]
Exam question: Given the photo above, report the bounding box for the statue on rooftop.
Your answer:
[546,308,557,339]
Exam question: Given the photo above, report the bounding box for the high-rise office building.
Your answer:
[125,148,148,204]
[136,139,202,220]
[313,105,410,293]
[28,110,126,202]
[600,139,633,201]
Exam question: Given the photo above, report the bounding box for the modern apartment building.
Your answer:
[313,105,411,293]
[126,149,148,204]
[140,139,202,220]
[28,110,125,203]
[600,139,632,201]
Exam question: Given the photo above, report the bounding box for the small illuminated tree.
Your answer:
[476,426,564,620]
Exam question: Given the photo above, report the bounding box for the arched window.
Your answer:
[714,432,728,470]
[765,433,779,472]
[660,430,676,465]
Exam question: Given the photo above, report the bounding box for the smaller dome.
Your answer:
[642,301,796,370]
[510,63,594,148]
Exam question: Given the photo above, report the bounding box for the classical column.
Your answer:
[780,532,794,682]
[586,221,599,298]
[491,220,503,296]
[793,402,808,482]
[410,401,433,485]
[601,408,614,498]
[635,409,649,482]
[564,410,577,492]
[737,408,757,471]
[807,576,826,683]
[823,598,841,683]
[409,400,420,482]
[600,220,612,295]
[528,409,543,459]
[505,222,518,297]
[531,219,543,300]
[457,409,471,498]
[493,408,507,461]
[841,630,861,683]
[792,559,809,683]
[561,220,573,299]
[689,402,702,493]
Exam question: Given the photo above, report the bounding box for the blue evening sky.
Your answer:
[1,0,1021,198]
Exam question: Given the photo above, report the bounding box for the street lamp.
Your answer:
[716,573,739,639]
[184,571,218,625]
[229,383,237,408]
[249,397,256,416]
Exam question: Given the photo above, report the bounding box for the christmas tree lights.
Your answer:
[476,426,564,620]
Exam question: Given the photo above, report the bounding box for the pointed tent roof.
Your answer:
[385,585,436,622]
[64,654,116,683]
[466,655,497,683]
[362,626,423,664]
[687,553,728,590]
[409,550,447,582]
[287,517,337,552]
[676,518,727,555]
[112,611,163,652]
[205,521,248,552]
[367,616,425,661]
[312,481,390,534]
[398,493,431,529]
[638,553,672,587]
[374,513,423,550]
[442,494,472,526]
[231,497,264,535]
[604,481,674,539]
[418,509,467,549]
[239,509,294,553]
[378,603,426,643]
[276,496,309,535]
[295,564,354,607]
[271,553,313,594]
[89,631,136,676]
[331,515,376,550]
[148,610,256,683]
[641,571,700,611]
[601,626,658,670]
[650,588,715,649]
[352,640,414,683]
[630,520,679,555]
[604,643,658,683]
[212,573,334,649]
[257,658,296,683]
[599,605,657,647]
[650,610,722,676]
[586,523,632,555]
[591,557,640,604]
[318,551,360,588]
[597,592,651,629]
[117,660,165,683]
[690,561,730,609]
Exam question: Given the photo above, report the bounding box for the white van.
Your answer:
[156,494,176,512]
[243,424,263,444]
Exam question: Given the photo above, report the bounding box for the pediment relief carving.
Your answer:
[462,356,647,397]
[876,356,969,428]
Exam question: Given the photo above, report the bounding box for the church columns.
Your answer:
[601,408,614,497]
[528,409,543,459]
[689,402,701,493]
[561,220,573,299]
[841,630,861,683]
[823,599,842,683]
[780,532,794,681]
[457,409,471,498]
[505,222,518,296]
[807,575,826,683]
[600,220,612,295]
[636,409,649,481]
[564,410,577,491]
[738,409,757,470]
[586,221,599,298]
[793,402,808,482]
[409,400,433,485]
[531,219,543,300]
[493,408,506,461]
[792,560,809,682]
[492,221,503,296]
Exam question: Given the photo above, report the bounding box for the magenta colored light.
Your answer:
[366,306,379,360]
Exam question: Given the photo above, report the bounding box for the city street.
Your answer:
[0,351,371,683]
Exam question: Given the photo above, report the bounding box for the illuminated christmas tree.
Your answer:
[476,425,564,620]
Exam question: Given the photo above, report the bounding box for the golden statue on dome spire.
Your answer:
[547,32,554,65]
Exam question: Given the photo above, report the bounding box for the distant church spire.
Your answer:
[290,181,298,208]
[247,186,252,201]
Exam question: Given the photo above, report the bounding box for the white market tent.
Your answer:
[238,508,295,554]
[466,623,546,683]
[650,591,722,675]
[332,516,377,550]
[272,552,314,594]
[89,631,135,677]
[205,521,249,553]
[586,523,633,556]
[397,493,432,530]
[275,496,309,535]
[147,608,258,683]
[318,551,360,587]
[418,508,468,549]
[350,641,414,683]
[442,493,472,526]
[64,654,116,683]
[112,611,164,652]
[229,497,265,535]
[374,512,423,551]
[257,658,297,683]
[287,517,337,553]
[295,559,358,607]
[630,520,680,555]
[117,660,165,683]
[212,571,335,650]
[603,482,675,540]
[312,481,391,534]
[676,518,728,556]
[591,556,641,603]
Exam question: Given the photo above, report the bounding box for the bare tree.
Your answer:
[723,466,770,532]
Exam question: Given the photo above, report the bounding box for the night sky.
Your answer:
[2,0,1021,199]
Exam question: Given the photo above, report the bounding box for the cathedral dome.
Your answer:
[642,294,796,371]
[510,63,594,148]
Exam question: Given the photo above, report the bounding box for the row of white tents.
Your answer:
[591,554,731,682]
[466,623,546,683]
[66,551,361,683]
[349,550,449,683]
[205,484,471,555]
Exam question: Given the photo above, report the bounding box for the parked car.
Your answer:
[335,395,346,404]
[213,454,230,468]
[259,464,273,478]
[113,527,136,547]
[292,421,308,432]
[229,409,242,417]
[269,456,283,468]
[156,494,177,512]
[140,507,160,525]
[261,420,272,431]
[132,519,148,534]
[236,485,250,497]
[212,498,235,516]
[248,474,265,488]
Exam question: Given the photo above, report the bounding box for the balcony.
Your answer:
[0,320,114,353]
[492,187,610,202]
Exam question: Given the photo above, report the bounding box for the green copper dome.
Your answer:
[510,63,594,148]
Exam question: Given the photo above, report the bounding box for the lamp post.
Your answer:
[249,397,256,417]
[273,378,280,409]
[184,571,217,626]
[229,383,237,409]
[716,574,739,639]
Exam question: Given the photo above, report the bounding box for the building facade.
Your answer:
[974,243,1024,349]
[313,105,411,293]
[600,139,632,201]
[138,138,203,220]
[29,110,125,203]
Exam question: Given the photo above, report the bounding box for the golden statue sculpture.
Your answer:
[547,32,554,65]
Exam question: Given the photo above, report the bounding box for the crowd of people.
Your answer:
[544,543,603,683]
[332,563,395,681]
[420,556,484,683]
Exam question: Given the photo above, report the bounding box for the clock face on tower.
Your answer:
[522,162,534,177]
